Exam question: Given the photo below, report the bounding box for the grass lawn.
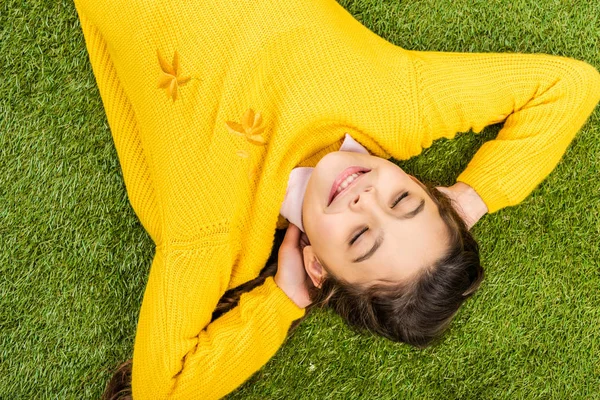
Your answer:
[1,0,599,398]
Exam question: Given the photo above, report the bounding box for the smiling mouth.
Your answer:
[328,166,371,206]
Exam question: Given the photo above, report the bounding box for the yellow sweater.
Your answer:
[73,0,600,398]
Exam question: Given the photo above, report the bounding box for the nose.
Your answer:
[351,186,375,209]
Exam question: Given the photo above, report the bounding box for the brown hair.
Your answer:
[102,184,483,398]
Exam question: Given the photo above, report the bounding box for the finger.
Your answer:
[299,233,310,248]
[281,223,301,248]
[436,186,451,195]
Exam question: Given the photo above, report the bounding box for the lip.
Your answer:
[328,166,371,206]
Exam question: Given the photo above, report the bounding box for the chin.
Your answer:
[314,150,346,168]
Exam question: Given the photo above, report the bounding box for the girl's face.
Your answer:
[301,151,449,287]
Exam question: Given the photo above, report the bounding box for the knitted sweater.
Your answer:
[73,0,600,398]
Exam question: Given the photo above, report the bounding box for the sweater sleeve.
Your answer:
[77,10,163,245]
[409,51,600,213]
[132,245,305,400]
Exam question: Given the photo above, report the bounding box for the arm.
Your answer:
[78,6,310,398]
[132,244,305,400]
[409,51,600,213]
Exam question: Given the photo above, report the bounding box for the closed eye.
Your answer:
[350,227,367,245]
[391,191,409,208]
[349,191,409,246]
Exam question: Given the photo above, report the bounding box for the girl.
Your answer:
[73,0,600,398]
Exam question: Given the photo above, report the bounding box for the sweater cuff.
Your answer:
[253,277,306,322]
[456,168,511,214]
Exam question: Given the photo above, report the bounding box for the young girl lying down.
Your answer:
[73,0,600,398]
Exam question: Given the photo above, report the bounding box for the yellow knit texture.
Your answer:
[74,0,600,398]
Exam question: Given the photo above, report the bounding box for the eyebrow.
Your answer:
[351,199,426,263]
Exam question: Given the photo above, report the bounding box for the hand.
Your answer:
[274,223,313,309]
[436,182,488,230]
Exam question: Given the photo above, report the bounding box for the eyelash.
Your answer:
[391,191,409,208]
[349,192,408,245]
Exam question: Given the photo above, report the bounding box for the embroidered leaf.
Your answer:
[158,72,173,89]
[236,150,249,158]
[157,49,191,102]
[172,50,180,76]
[226,108,268,146]
[242,108,255,132]
[253,111,263,128]
[251,125,266,136]
[157,50,175,75]
[170,79,178,101]
[225,121,245,136]
[247,134,266,145]
[177,75,191,85]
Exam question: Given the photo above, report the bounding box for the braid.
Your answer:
[211,227,309,331]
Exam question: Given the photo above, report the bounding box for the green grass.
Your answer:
[1,0,599,398]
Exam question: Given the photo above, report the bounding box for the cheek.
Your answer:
[309,215,339,243]
[305,213,347,255]
[380,163,410,185]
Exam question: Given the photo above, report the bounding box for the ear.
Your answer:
[302,245,326,288]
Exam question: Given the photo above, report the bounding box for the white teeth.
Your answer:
[336,172,362,193]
